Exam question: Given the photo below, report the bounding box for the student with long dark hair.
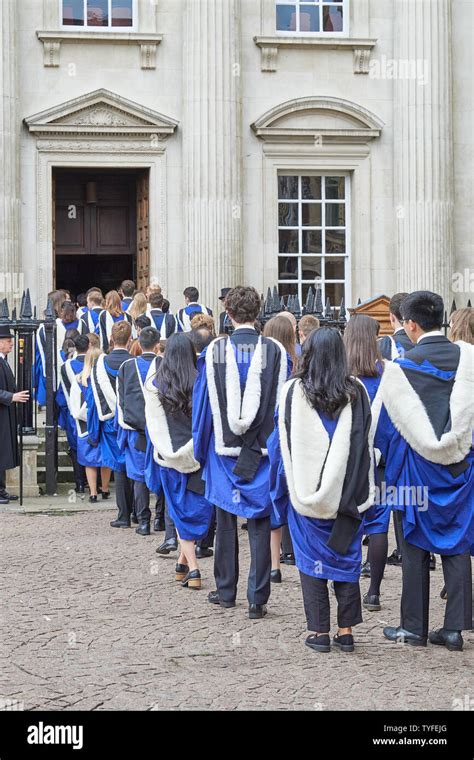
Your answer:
[268,327,375,653]
[144,334,213,589]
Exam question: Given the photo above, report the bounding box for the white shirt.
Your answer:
[232,324,256,332]
[417,330,444,344]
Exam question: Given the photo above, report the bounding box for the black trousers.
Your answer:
[164,502,177,542]
[214,507,271,606]
[0,469,6,494]
[197,506,216,549]
[133,480,151,523]
[155,491,165,520]
[299,571,362,632]
[115,470,133,524]
[396,511,472,636]
[69,449,86,489]
[281,524,294,555]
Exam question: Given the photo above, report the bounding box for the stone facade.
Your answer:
[0,0,472,315]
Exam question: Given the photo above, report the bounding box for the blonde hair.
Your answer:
[450,308,474,344]
[86,332,100,349]
[105,290,123,318]
[128,292,148,322]
[80,346,102,387]
[190,312,216,335]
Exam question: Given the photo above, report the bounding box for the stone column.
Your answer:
[394,0,454,303]
[0,0,21,306]
[183,0,243,315]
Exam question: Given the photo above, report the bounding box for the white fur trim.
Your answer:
[206,338,242,457]
[91,354,116,421]
[379,341,474,464]
[36,325,46,379]
[144,382,200,473]
[225,336,263,436]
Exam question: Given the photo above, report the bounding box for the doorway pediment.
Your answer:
[24,89,179,139]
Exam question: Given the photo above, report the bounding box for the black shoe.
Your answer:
[75,485,85,495]
[362,535,369,546]
[440,586,448,601]
[363,593,381,612]
[270,569,282,584]
[101,490,111,500]
[153,517,165,532]
[1,493,19,501]
[207,591,235,609]
[181,569,202,590]
[89,495,98,504]
[360,560,371,578]
[280,552,296,566]
[195,546,213,559]
[429,553,436,571]
[110,519,131,528]
[155,539,178,555]
[429,628,463,652]
[135,522,150,536]
[333,633,355,652]
[241,522,248,531]
[305,634,330,653]
[386,549,402,566]
[0,497,9,505]
[383,626,427,647]
[249,604,267,619]
[131,513,139,525]
[175,563,189,582]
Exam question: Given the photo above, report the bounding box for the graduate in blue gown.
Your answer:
[176,286,213,332]
[192,286,290,618]
[97,291,133,352]
[375,291,474,651]
[79,289,104,334]
[144,334,213,590]
[148,292,177,338]
[34,290,66,406]
[268,326,375,653]
[56,333,89,494]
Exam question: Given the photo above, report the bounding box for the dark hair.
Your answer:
[135,314,152,330]
[76,293,87,307]
[188,328,213,355]
[111,320,132,347]
[149,292,164,309]
[225,286,261,325]
[389,292,409,322]
[184,286,199,303]
[162,298,170,314]
[62,328,80,356]
[73,334,90,353]
[139,326,161,351]
[296,327,358,418]
[60,301,77,324]
[402,291,444,331]
[86,287,103,297]
[155,334,197,416]
[343,315,383,378]
[121,280,136,297]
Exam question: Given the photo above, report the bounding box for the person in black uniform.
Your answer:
[218,288,231,334]
[0,326,29,504]
[378,293,413,360]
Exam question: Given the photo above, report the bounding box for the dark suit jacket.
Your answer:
[0,357,19,471]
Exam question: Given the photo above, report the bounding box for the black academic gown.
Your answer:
[0,356,19,473]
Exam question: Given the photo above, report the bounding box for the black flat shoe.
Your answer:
[101,491,111,500]
[175,563,189,582]
[195,546,213,559]
[333,633,355,652]
[363,593,381,612]
[89,495,98,504]
[182,569,202,590]
[75,486,85,495]
[305,634,330,653]
[131,514,139,525]
[110,519,131,528]
[0,497,9,505]
[153,518,165,532]
[135,522,150,536]
[280,553,296,566]
[386,549,402,566]
[429,628,463,652]
[208,591,235,608]
[440,586,448,601]
[360,560,371,578]
[155,539,178,555]
[383,626,427,647]
[249,604,267,619]
[270,569,282,583]
[3,494,19,501]
[241,522,248,531]
[429,553,436,571]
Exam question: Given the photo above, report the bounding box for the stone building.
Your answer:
[1,0,472,316]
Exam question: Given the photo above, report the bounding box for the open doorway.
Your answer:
[53,168,150,297]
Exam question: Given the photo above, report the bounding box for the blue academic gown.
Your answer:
[77,380,103,468]
[374,361,474,556]
[56,356,85,453]
[268,413,364,583]
[192,347,290,520]
[359,372,390,536]
[87,361,126,472]
[34,325,47,405]
[115,356,153,483]
[177,304,213,332]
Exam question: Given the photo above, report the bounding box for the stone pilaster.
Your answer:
[394,0,454,303]
[183,0,243,314]
[0,0,21,306]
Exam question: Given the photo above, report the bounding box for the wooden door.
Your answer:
[136,171,150,291]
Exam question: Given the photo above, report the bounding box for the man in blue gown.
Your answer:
[176,287,213,333]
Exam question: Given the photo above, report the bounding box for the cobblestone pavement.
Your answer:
[1,506,473,711]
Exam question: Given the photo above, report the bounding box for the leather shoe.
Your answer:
[280,552,296,566]
[386,549,402,566]
[360,560,371,578]
[305,634,330,653]
[383,626,427,647]
[110,519,131,528]
[155,539,178,554]
[439,586,448,601]
[182,569,202,590]
[196,546,213,559]
[207,590,235,608]
[333,633,355,652]
[363,593,381,611]
[249,604,267,619]
[0,497,9,505]
[153,517,165,532]
[270,569,282,584]
[1,492,18,501]
[135,522,150,536]
[429,553,436,571]
[131,513,139,525]
[429,628,463,652]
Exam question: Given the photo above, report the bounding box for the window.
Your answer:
[61,0,135,29]
[277,174,350,308]
[276,0,346,34]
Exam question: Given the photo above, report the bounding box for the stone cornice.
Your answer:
[253,35,377,73]
[36,30,163,69]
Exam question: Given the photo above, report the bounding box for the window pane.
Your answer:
[325,176,345,200]
[323,4,343,32]
[325,282,345,305]
[302,176,322,199]
[278,283,298,298]
[279,229,299,253]
[279,203,299,226]
[301,256,322,279]
[278,256,299,279]
[278,176,299,199]
[325,230,345,253]
[326,203,345,227]
[325,257,345,279]
[300,5,319,31]
[302,230,322,253]
[63,0,84,25]
[276,5,297,31]
[87,0,108,26]
[112,0,133,26]
[302,203,322,227]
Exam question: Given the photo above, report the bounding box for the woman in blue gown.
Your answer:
[144,334,213,590]
[268,327,374,653]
